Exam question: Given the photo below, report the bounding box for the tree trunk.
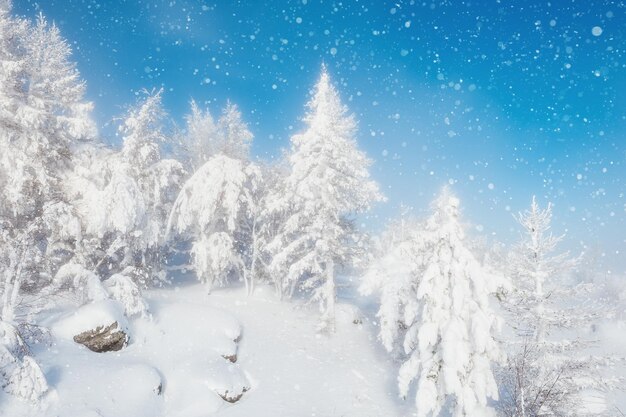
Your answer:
[322,259,336,332]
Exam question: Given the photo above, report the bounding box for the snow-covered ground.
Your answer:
[1,278,415,417]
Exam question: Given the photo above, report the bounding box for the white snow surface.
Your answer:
[1,281,411,417]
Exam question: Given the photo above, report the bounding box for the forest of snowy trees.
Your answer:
[0,3,624,417]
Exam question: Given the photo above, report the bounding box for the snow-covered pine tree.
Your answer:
[366,187,504,417]
[496,197,620,417]
[506,196,578,340]
[267,65,383,331]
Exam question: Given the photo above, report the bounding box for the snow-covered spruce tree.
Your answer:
[168,103,263,293]
[267,66,383,331]
[496,197,620,417]
[366,188,505,417]
[0,9,94,294]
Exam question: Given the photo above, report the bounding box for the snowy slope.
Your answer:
[0,280,413,417]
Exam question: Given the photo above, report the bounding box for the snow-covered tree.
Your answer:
[0,11,94,220]
[496,197,620,417]
[0,4,94,318]
[180,100,253,172]
[365,188,505,417]
[267,65,383,331]
[182,100,219,171]
[66,91,184,286]
[167,155,262,291]
[119,89,165,172]
[0,322,47,402]
[506,196,578,339]
[360,213,423,355]
[216,102,253,161]
[168,101,267,293]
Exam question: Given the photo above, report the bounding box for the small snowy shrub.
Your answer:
[2,355,48,402]
[54,262,108,304]
[0,322,47,402]
[103,273,149,318]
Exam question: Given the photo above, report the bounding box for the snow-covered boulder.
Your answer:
[205,360,250,403]
[73,322,127,352]
[53,300,130,352]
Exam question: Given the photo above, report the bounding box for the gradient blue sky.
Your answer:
[13,0,626,273]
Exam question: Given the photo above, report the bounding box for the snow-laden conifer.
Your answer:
[365,188,504,417]
[268,65,382,331]
[496,197,621,417]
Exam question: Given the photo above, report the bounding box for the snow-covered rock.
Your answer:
[73,322,128,352]
[53,300,129,352]
[205,359,250,403]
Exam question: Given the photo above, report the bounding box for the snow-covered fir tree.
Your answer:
[267,65,382,331]
[365,188,505,417]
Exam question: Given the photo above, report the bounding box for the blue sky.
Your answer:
[13,0,626,272]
